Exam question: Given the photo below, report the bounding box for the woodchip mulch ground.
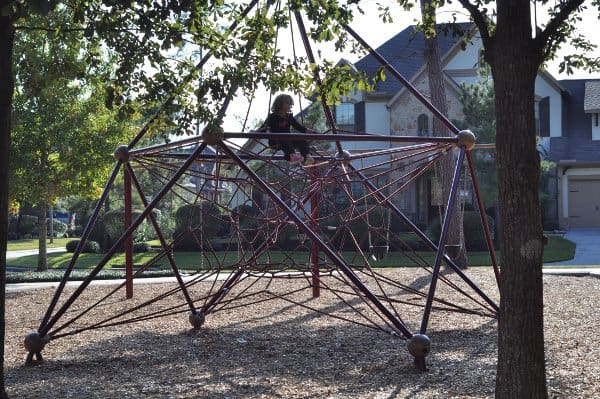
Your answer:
[3,269,599,398]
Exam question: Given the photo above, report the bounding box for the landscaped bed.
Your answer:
[4,269,598,398]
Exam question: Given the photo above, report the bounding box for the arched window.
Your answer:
[417,114,429,136]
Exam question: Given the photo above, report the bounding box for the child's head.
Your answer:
[271,93,294,114]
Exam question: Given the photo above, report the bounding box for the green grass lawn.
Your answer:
[6,234,574,275]
[6,237,71,251]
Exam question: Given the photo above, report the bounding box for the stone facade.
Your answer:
[389,72,465,136]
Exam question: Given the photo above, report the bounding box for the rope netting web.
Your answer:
[24,1,500,370]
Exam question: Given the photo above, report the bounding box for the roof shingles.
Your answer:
[584,81,600,113]
[354,22,473,94]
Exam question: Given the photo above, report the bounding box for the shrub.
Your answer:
[101,209,151,251]
[172,202,225,250]
[8,215,18,237]
[133,242,151,253]
[16,214,37,237]
[427,211,495,251]
[231,204,257,219]
[320,206,388,251]
[48,219,68,237]
[66,239,101,253]
[543,218,560,231]
[237,216,267,248]
[463,211,495,251]
[88,218,108,250]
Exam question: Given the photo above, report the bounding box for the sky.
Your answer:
[219,0,600,132]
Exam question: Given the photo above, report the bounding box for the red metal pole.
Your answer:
[124,166,133,299]
[310,168,320,297]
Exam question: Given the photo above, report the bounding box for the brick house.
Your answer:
[332,23,600,228]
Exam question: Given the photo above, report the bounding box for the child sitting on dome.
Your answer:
[259,93,315,165]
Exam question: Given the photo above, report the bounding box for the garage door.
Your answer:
[568,179,600,227]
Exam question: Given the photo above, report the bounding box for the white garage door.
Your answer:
[568,179,600,227]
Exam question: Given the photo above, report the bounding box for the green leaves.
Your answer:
[10,7,134,208]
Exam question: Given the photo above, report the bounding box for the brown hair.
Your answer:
[271,93,294,114]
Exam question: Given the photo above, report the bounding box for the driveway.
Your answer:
[543,228,600,278]
[544,228,600,267]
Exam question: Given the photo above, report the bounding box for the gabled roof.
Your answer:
[584,81,600,113]
[354,22,475,94]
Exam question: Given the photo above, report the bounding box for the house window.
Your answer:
[593,113,600,141]
[417,114,429,136]
[335,102,355,132]
[536,97,550,137]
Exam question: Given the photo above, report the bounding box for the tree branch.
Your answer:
[534,0,586,56]
[456,0,492,45]
[14,25,85,32]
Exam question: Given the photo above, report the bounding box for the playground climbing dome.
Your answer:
[23,0,500,371]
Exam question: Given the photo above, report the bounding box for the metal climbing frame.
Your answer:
[24,2,500,371]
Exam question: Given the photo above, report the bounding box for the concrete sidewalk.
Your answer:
[6,247,66,259]
[5,274,199,293]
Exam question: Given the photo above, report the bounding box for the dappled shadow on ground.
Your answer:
[5,273,597,398]
[7,307,498,398]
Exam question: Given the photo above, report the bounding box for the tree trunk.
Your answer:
[49,204,54,244]
[490,4,548,398]
[420,0,467,268]
[37,202,48,272]
[0,13,14,399]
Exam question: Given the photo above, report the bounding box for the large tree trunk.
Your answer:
[0,13,14,399]
[491,4,548,398]
[420,0,467,268]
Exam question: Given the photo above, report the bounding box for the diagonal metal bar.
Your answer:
[342,24,460,135]
[39,142,209,336]
[38,160,122,332]
[292,11,337,137]
[419,147,467,334]
[198,156,327,316]
[466,151,501,285]
[127,0,261,149]
[348,152,499,314]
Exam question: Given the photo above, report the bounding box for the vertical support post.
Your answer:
[124,165,133,299]
[310,168,320,297]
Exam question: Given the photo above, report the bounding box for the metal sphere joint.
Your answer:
[336,150,352,165]
[114,145,130,161]
[202,124,225,145]
[407,333,431,358]
[455,130,476,151]
[189,310,206,329]
[23,332,50,354]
